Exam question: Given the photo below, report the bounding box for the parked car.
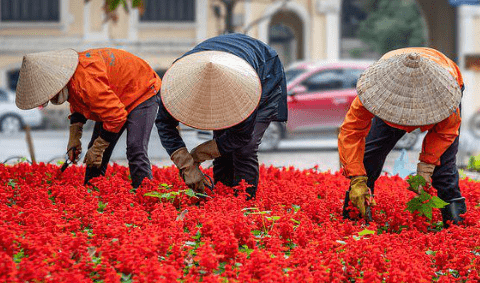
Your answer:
[0,88,44,134]
[259,60,420,151]
[196,60,420,151]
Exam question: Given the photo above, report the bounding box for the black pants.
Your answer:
[364,117,462,202]
[84,94,159,188]
[212,121,271,199]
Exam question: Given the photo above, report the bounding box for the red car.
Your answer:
[259,60,420,151]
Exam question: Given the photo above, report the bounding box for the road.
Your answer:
[0,127,478,176]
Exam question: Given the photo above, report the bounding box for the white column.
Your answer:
[196,0,208,43]
[128,9,139,41]
[83,0,109,42]
[316,0,341,61]
[457,5,480,120]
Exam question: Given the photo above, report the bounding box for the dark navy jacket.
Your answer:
[156,33,288,156]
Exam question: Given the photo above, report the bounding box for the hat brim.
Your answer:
[357,53,462,126]
[161,51,262,130]
[15,49,79,110]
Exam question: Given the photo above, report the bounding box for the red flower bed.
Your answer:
[0,162,479,282]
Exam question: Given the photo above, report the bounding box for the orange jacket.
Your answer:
[67,48,162,133]
[338,47,463,177]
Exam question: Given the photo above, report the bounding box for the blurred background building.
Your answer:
[0,0,479,129]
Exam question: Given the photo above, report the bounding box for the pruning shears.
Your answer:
[200,173,214,197]
[60,147,79,173]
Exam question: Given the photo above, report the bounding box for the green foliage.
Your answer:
[105,0,143,12]
[467,153,480,172]
[405,190,449,220]
[144,183,209,204]
[356,0,427,55]
[406,174,426,191]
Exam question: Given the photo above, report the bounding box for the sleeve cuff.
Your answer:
[100,128,118,143]
[342,162,367,177]
[419,152,441,166]
[69,112,87,124]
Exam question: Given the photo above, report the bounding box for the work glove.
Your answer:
[67,122,83,163]
[190,139,221,164]
[409,162,436,194]
[83,136,110,168]
[171,147,205,193]
[349,176,376,218]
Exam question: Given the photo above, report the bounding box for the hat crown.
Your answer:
[404,53,421,68]
[161,51,262,130]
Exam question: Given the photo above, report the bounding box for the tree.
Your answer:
[84,0,143,22]
[356,0,427,55]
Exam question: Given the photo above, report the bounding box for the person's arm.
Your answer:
[215,110,257,155]
[155,98,186,156]
[419,109,461,166]
[338,97,375,177]
[189,110,257,164]
[78,68,129,143]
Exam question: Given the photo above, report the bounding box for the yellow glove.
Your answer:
[409,162,436,194]
[349,176,376,217]
[190,140,221,164]
[83,137,110,168]
[171,147,205,193]
[67,122,83,163]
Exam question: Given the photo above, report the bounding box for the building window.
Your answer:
[1,0,60,22]
[140,0,195,22]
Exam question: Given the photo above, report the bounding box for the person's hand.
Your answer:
[171,147,205,193]
[409,162,436,194]
[349,176,376,217]
[190,140,221,164]
[67,122,83,163]
[83,137,110,168]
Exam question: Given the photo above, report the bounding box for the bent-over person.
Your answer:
[156,33,288,199]
[338,47,466,227]
[15,48,161,189]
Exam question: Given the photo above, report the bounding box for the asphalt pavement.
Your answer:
[1,127,479,176]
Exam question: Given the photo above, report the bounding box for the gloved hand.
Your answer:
[67,122,83,163]
[190,140,221,164]
[349,176,376,218]
[409,162,436,194]
[83,136,110,168]
[171,147,205,193]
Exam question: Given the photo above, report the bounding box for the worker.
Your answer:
[15,48,161,190]
[155,33,287,199]
[338,47,466,227]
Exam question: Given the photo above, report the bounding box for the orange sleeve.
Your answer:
[338,97,375,177]
[80,60,128,133]
[419,109,461,165]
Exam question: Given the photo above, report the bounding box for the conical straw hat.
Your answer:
[161,51,262,130]
[357,52,462,126]
[16,49,79,110]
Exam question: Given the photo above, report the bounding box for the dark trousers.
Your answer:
[84,94,159,188]
[212,121,271,199]
[364,117,462,202]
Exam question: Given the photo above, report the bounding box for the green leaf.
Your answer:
[406,175,426,191]
[430,196,449,209]
[184,189,196,197]
[358,229,376,236]
[406,196,423,213]
[405,191,449,220]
